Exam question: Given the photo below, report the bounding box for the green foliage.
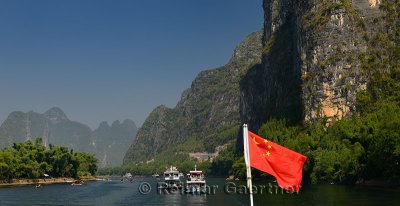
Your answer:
[250,102,399,184]
[263,16,292,57]
[341,0,365,29]
[203,125,240,152]
[302,0,365,31]
[231,156,246,179]
[246,53,399,184]
[120,2,399,184]
[98,156,210,177]
[227,0,399,185]
[0,138,97,179]
[101,137,239,177]
[311,138,365,184]
[123,31,262,165]
[210,141,236,176]
[262,35,275,55]
[302,1,340,30]
[253,42,399,184]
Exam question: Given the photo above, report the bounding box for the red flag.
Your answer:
[247,130,307,192]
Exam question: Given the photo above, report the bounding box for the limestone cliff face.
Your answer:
[241,0,384,130]
[123,31,262,164]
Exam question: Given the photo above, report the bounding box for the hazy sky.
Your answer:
[0,0,263,129]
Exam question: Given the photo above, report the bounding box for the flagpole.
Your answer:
[243,124,254,206]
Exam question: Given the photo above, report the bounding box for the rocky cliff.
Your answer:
[123,0,397,166]
[123,31,263,164]
[241,0,388,131]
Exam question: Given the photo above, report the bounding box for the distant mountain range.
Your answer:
[93,119,137,167]
[0,107,137,167]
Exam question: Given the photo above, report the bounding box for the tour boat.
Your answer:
[185,165,207,194]
[159,166,183,190]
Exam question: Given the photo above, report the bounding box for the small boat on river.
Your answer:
[71,180,83,186]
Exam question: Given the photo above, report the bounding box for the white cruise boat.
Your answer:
[159,166,183,190]
[185,165,206,194]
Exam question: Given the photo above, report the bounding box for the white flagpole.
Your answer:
[243,124,254,206]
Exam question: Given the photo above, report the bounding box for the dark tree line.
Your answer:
[0,138,97,179]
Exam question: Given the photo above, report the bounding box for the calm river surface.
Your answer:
[0,177,399,205]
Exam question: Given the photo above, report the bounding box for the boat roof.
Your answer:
[164,166,180,173]
[164,170,180,173]
[187,180,206,183]
[189,171,203,173]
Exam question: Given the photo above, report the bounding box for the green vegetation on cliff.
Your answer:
[123,31,263,166]
[0,138,97,179]
[253,102,399,184]
[232,0,400,184]
[116,1,398,184]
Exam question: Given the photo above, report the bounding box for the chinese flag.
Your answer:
[247,131,307,192]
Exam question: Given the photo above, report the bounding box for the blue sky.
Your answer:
[0,0,263,129]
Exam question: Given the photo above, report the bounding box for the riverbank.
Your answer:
[0,178,75,187]
[0,176,98,187]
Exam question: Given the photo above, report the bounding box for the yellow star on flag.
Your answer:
[266,151,270,156]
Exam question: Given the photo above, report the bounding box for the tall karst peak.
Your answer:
[98,121,110,128]
[122,119,136,127]
[93,118,138,167]
[240,0,396,132]
[7,111,25,119]
[111,120,121,128]
[44,107,69,122]
[230,30,263,63]
[123,31,263,164]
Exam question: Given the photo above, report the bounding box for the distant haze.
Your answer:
[0,0,263,129]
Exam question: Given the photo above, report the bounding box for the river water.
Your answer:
[0,177,399,205]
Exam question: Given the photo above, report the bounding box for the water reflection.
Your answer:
[0,177,399,206]
[161,192,182,205]
[158,186,207,205]
[184,194,207,205]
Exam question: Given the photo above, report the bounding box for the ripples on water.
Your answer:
[0,178,399,206]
